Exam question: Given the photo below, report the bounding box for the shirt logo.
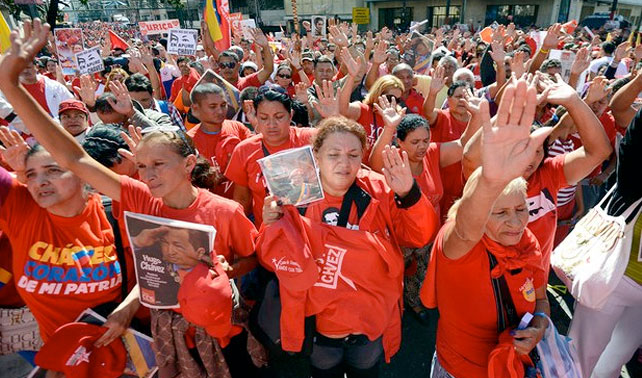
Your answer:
[272,256,303,273]
[527,188,556,223]
[314,244,356,290]
[66,345,91,366]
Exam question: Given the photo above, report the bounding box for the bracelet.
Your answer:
[539,48,550,54]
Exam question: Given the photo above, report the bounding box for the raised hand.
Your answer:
[0,126,29,172]
[381,145,413,197]
[613,41,631,62]
[584,76,611,105]
[72,75,98,108]
[635,43,642,61]
[0,19,50,85]
[365,31,375,52]
[430,65,446,94]
[107,81,134,116]
[373,95,406,131]
[570,47,590,75]
[118,125,143,163]
[489,40,506,63]
[329,25,349,47]
[538,73,581,107]
[542,23,563,50]
[372,40,389,65]
[294,82,309,104]
[286,49,302,69]
[341,47,361,77]
[481,79,552,184]
[510,51,528,79]
[313,80,341,118]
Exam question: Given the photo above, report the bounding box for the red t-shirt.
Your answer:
[169,69,200,102]
[431,109,468,144]
[0,171,122,341]
[415,143,443,221]
[118,176,257,264]
[404,89,425,115]
[420,226,545,378]
[225,127,317,226]
[236,72,262,91]
[356,103,385,162]
[526,155,568,272]
[292,70,314,85]
[188,121,253,198]
[23,78,51,115]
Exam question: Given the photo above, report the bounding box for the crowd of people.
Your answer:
[0,13,641,378]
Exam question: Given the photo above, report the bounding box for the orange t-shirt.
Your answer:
[526,155,568,272]
[420,226,545,378]
[415,143,443,229]
[117,176,257,263]
[0,171,122,341]
[224,127,317,227]
[188,120,253,199]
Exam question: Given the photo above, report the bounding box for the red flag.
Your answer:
[214,0,231,51]
[109,30,129,51]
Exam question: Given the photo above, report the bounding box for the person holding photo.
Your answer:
[0,20,260,377]
[258,116,439,377]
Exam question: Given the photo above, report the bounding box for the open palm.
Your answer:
[0,19,50,84]
[481,79,551,184]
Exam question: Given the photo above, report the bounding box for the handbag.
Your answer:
[535,314,582,378]
[0,306,43,354]
[551,185,642,310]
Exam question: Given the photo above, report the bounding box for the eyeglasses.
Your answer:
[385,94,401,103]
[218,61,237,69]
[277,73,291,79]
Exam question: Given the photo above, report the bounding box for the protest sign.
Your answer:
[124,212,216,309]
[240,19,256,41]
[311,16,327,38]
[138,19,180,36]
[258,146,324,206]
[75,47,104,75]
[194,69,240,110]
[549,49,576,82]
[230,12,243,37]
[167,28,198,56]
[54,28,84,75]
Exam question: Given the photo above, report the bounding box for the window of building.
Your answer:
[264,0,284,10]
[378,7,413,30]
[427,6,461,27]
[485,4,538,26]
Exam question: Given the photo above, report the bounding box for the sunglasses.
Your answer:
[218,61,237,69]
[277,73,291,79]
[385,94,401,103]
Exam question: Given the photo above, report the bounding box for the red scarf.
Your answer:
[481,229,543,278]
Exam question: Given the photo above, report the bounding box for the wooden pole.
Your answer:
[292,0,299,34]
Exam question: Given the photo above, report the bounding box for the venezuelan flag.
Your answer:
[0,12,11,54]
[72,249,93,274]
[204,0,223,42]
[0,267,11,289]
[204,0,230,51]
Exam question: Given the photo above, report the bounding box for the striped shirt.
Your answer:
[548,138,577,207]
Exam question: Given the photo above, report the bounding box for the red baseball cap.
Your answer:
[35,322,127,378]
[178,262,237,345]
[59,99,89,116]
[257,206,319,291]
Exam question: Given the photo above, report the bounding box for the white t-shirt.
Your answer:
[160,63,180,82]
[589,56,628,77]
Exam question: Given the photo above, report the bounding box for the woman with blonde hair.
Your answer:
[104,67,129,92]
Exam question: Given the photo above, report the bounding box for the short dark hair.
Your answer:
[189,61,204,75]
[254,89,292,113]
[95,93,116,113]
[447,80,472,97]
[124,73,153,95]
[190,83,225,105]
[397,114,430,141]
[82,125,129,168]
[602,41,616,55]
[240,86,259,102]
[291,100,310,127]
[177,56,191,65]
[219,50,240,63]
[314,55,335,68]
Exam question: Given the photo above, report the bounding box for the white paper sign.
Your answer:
[167,28,198,56]
[75,47,104,75]
[240,19,256,41]
[549,49,576,82]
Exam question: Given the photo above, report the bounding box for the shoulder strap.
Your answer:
[102,196,128,301]
[487,251,519,332]
[337,181,372,228]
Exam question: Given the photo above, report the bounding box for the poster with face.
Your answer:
[54,28,85,75]
[167,28,199,56]
[124,212,216,309]
[258,146,324,206]
[75,47,104,75]
[311,16,327,38]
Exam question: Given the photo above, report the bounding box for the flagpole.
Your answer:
[292,0,299,34]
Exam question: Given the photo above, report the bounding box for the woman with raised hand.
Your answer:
[257,116,439,378]
[0,19,260,377]
[421,78,553,378]
[368,93,483,322]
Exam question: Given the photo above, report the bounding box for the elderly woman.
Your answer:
[257,116,439,377]
[421,79,553,378]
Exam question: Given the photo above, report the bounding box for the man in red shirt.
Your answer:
[392,63,425,114]
[188,83,252,198]
[217,28,274,91]
[169,57,198,102]
[19,60,73,118]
